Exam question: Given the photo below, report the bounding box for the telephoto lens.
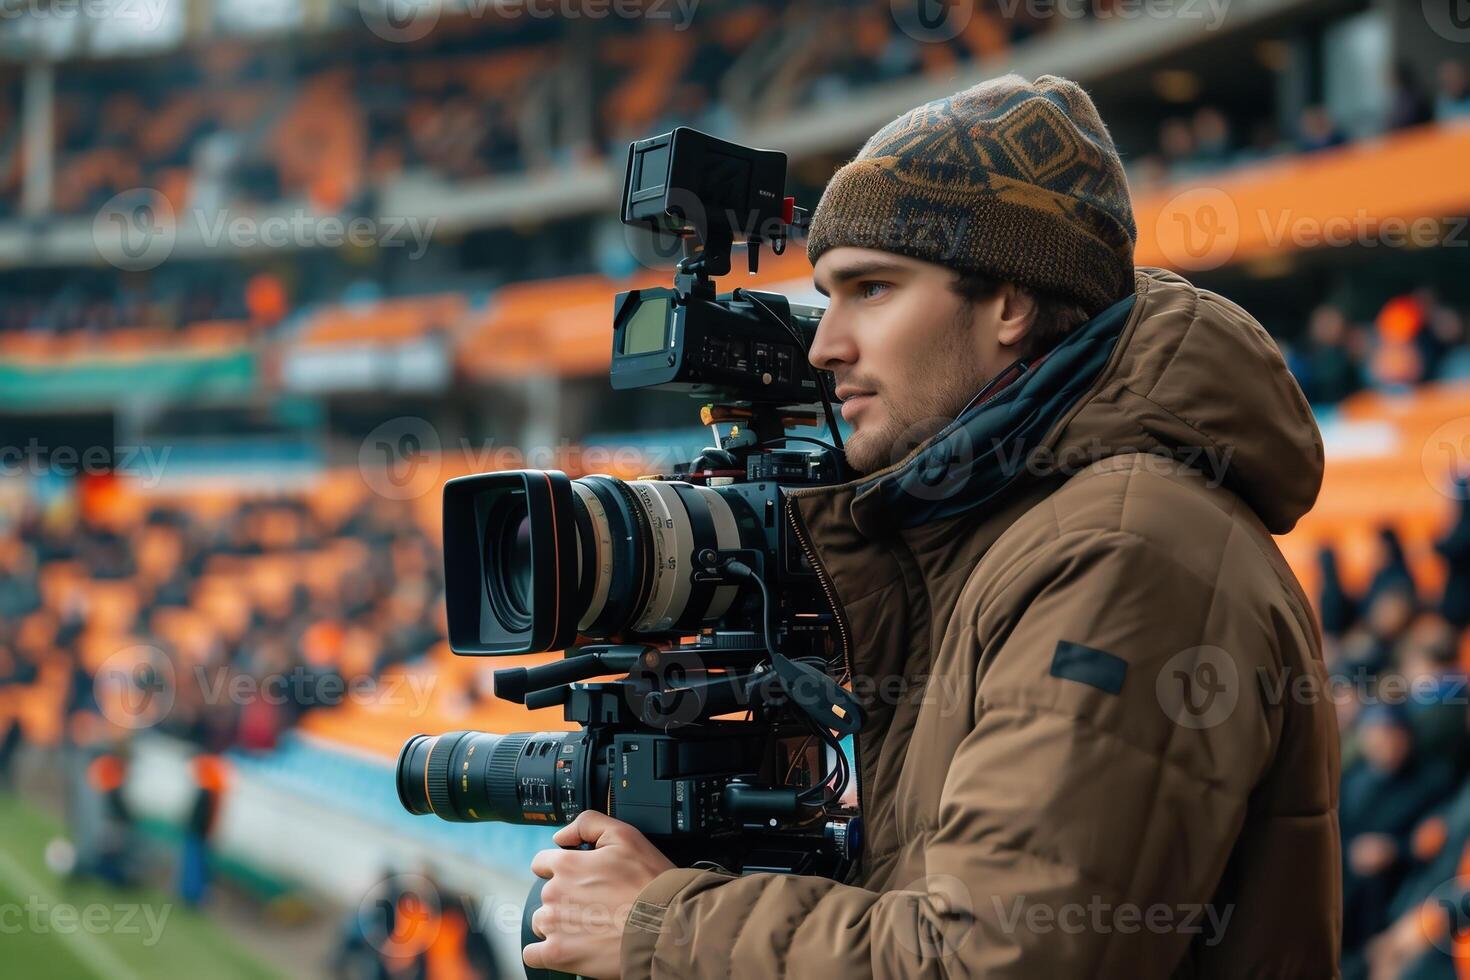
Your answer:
[396,729,597,824]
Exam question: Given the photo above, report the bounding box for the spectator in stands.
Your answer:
[1386,61,1434,132]
[1156,116,1196,177]
[1340,704,1457,955]
[1368,293,1433,392]
[1427,307,1470,383]
[1319,544,1359,637]
[1396,614,1468,767]
[1188,105,1233,171]
[1338,585,1417,680]
[1235,118,1288,166]
[1297,104,1347,153]
[1437,479,1470,631]
[1368,526,1418,608]
[1437,59,1470,121]
[1366,779,1470,976]
[1298,303,1366,405]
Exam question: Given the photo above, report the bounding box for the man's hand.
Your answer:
[524,811,676,980]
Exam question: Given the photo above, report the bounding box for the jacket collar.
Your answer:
[790,287,1138,545]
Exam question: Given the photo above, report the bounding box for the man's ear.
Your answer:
[994,283,1037,351]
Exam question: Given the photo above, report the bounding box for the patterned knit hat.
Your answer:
[806,74,1136,315]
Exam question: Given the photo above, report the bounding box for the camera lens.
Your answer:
[443,469,763,655]
[500,512,534,617]
[483,495,534,633]
[396,730,590,824]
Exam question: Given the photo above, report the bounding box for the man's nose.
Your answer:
[807,311,856,373]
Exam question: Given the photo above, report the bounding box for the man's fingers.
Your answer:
[529,847,562,879]
[522,938,550,970]
[523,937,577,974]
[555,809,623,847]
[528,903,544,940]
[551,819,586,847]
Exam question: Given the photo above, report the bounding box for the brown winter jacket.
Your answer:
[621,267,1342,978]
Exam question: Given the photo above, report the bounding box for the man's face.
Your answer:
[810,247,1027,476]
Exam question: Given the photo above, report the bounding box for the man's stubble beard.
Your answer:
[842,306,988,476]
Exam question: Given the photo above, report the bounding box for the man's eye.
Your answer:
[858,281,889,300]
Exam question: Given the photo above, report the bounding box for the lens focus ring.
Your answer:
[486,733,532,817]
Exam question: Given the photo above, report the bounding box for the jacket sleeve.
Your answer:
[620,527,1281,979]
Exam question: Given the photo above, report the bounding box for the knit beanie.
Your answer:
[806,74,1136,315]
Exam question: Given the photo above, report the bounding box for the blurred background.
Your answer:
[0,0,1467,977]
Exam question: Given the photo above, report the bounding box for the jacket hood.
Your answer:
[825,266,1323,537]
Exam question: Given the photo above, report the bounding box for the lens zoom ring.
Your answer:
[425,733,463,818]
[486,733,533,815]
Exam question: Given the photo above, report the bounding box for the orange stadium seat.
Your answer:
[1135,123,1470,267]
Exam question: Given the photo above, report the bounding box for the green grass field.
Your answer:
[0,796,282,980]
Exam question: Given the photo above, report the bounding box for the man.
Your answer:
[524,74,1340,978]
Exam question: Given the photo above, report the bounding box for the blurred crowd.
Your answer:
[0,0,1068,220]
[0,482,483,970]
[1285,290,1470,407]
[1325,488,1470,979]
[0,266,290,340]
[0,488,444,759]
[1129,59,1470,192]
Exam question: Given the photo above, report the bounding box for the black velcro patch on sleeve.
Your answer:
[1049,640,1127,695]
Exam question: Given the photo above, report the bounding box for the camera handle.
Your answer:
[521,842,595,980]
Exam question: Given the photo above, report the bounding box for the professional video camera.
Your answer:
[395,128,864,977]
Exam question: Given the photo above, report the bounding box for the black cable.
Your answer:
[797,714,849,804]
[722,557,851,806]
[739,562,782,667]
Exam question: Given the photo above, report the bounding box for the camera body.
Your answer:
[398,128,862,890]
